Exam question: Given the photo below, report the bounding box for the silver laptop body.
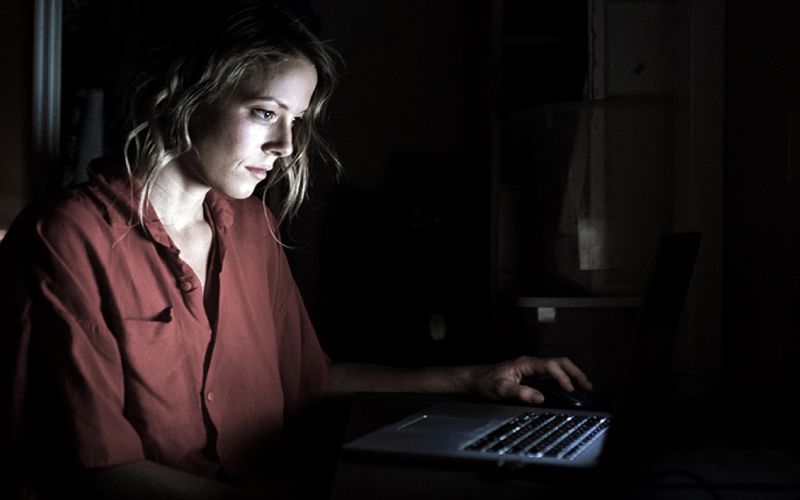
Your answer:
[345,401,610,468]
[343,232,701,470]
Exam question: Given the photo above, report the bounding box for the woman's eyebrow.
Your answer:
[245,95,308,115]
[246,95,288,109]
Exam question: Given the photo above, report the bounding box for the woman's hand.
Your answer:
[467,356,593,404]
[329,356,592,404]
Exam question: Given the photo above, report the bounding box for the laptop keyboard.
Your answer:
[463,412,609,460]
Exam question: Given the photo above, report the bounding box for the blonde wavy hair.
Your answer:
[124,1,341,226]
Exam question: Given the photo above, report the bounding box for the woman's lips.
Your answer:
[245,166,268,180]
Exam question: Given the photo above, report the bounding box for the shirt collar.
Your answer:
[86,158,235,240]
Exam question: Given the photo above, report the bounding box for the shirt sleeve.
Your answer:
[272,239,331,419]
[2,205,146,471]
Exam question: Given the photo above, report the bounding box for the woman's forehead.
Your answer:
[234,58,318,107]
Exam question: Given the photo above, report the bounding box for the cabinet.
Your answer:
[489,1,588,304]
[488,0,589,355]
[488,0,681,360]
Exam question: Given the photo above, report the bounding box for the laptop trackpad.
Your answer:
[400,415,454,431]
[398,414,486,434]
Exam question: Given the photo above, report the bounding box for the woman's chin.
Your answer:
[215,184,259,200]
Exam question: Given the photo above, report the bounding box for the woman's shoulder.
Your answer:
[2,181,121,258]
[46,185,111,230]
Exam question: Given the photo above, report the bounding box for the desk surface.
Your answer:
[299,392,800,500]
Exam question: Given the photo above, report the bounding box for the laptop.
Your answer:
[342,232,701,471]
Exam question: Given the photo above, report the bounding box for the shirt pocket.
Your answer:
[120,307,200,430]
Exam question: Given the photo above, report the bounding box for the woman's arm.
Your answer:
[329,356,593,404]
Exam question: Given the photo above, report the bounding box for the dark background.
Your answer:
[1,0,798,407]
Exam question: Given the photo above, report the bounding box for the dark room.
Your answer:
[1,0,799,499]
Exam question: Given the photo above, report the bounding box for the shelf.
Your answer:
[517,297,642,309]
[500,34,584,47]
[518,296,642,327]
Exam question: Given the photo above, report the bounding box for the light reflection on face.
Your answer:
[184,57,318,199]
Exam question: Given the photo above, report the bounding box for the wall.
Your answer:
[310,0,490,191]
[724,0,800,402]
[300,1,493,364]
[10,1,792,400]
[0,0,32,234]
[670,0,725,400]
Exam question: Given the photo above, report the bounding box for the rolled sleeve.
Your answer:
[276,282,331,418]
[36,278,146,467]
[9,206,146,470]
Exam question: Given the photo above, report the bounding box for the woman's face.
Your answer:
[184,57,318,199]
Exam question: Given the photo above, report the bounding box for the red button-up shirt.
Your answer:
[1,160,330,481]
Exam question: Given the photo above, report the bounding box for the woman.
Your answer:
[1,2,591,498]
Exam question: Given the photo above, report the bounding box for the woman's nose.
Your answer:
[264,121,293,157]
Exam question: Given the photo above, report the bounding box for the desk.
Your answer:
[319,393,800,500]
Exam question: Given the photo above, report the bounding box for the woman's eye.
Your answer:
[253,109,276,120]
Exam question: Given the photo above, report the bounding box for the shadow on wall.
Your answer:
[286,151,491,367]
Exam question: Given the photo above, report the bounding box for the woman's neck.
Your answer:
[146,164,210,231]
[144,164,215,288]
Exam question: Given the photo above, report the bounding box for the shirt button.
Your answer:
[206,391,215,402]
